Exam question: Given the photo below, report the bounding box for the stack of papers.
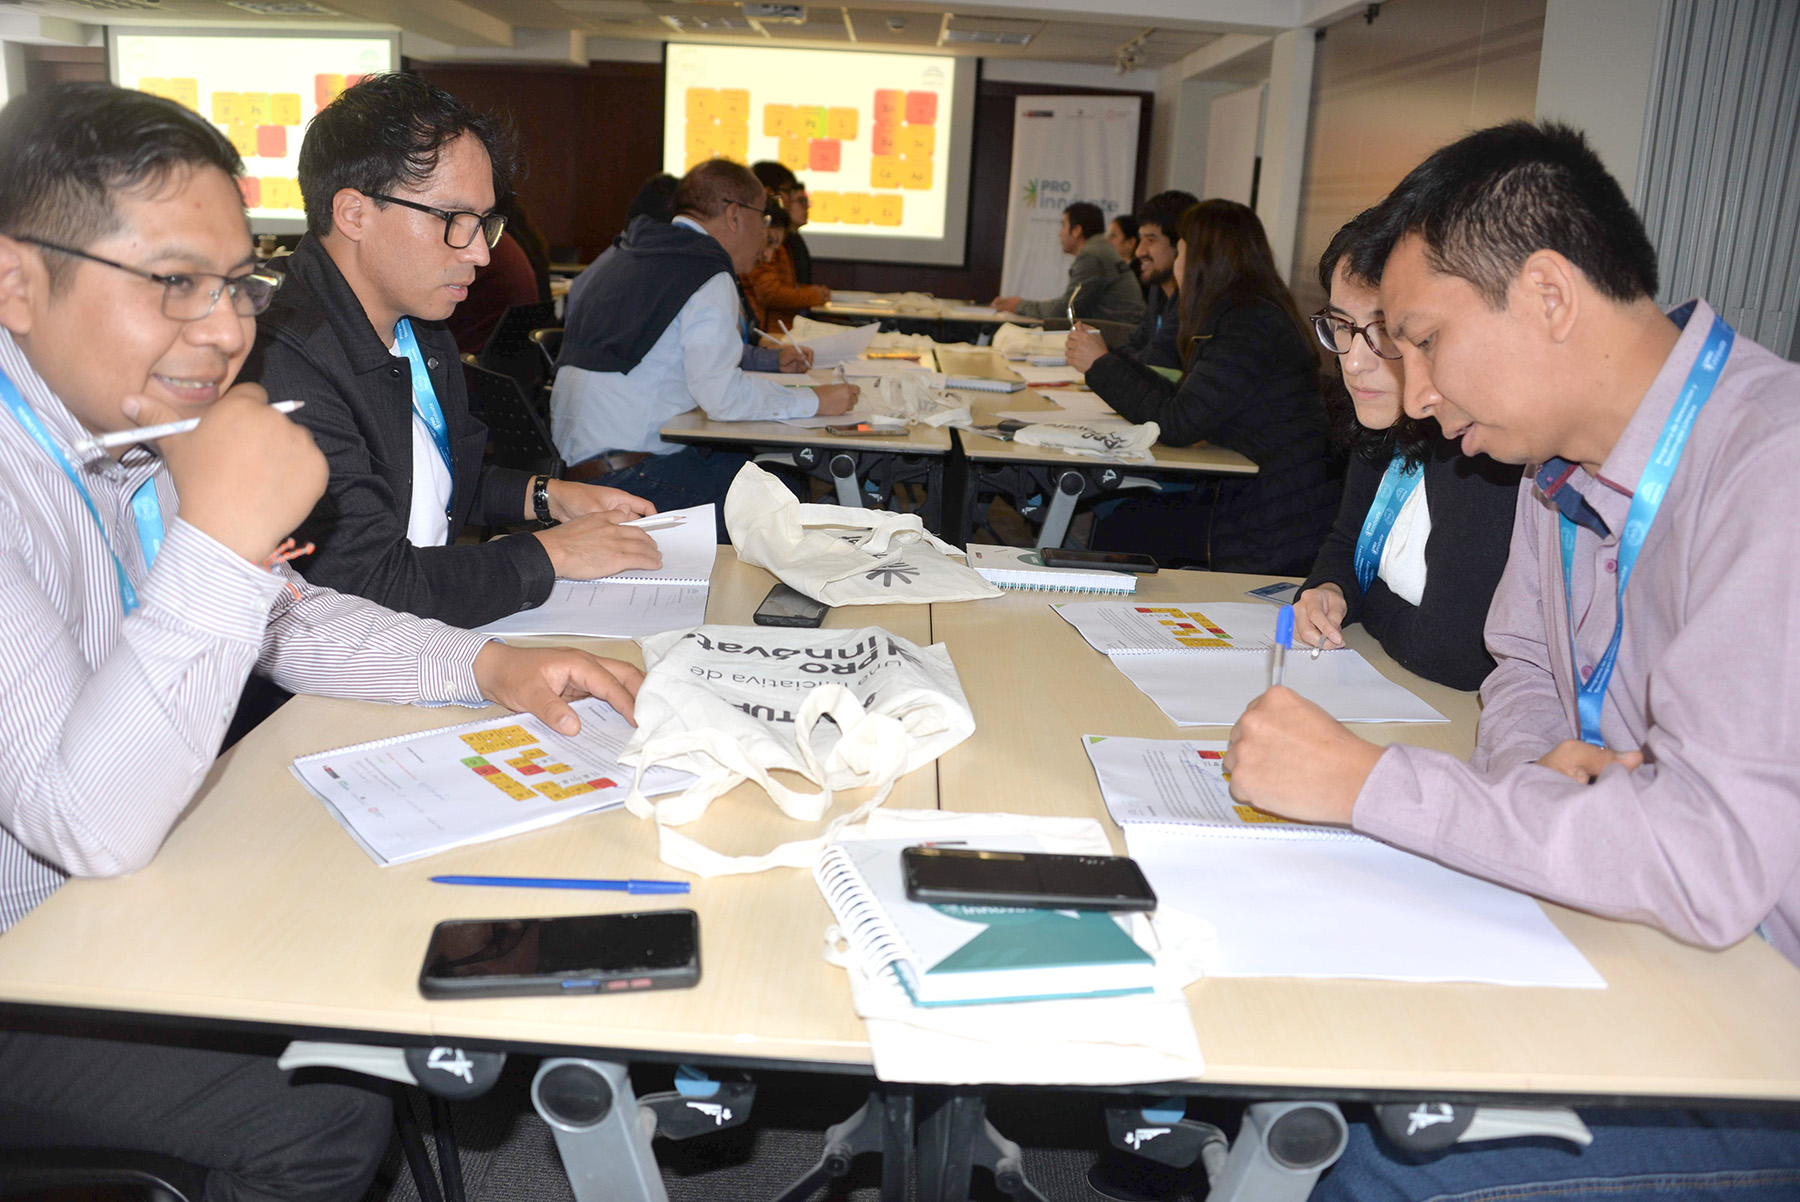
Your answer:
[292,699,692,865]
[1052,601,1446,725]
[1083,735,1603,986]
[476,504,715,638]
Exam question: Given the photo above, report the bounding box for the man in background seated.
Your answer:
[0,81,643,1197]
[244,73,660,633]
[992,201,1145,325]
[1120,190,1196,370]
[551,160,857,518]
[1106,213,1140,283]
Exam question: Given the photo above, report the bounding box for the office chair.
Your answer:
[462,361,563,481]
[475,301,558,395]
[528,326,562,381]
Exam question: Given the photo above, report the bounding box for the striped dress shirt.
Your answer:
[0,332,493,932]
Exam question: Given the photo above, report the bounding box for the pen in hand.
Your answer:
[76,399,304,454]
[1311,637,1325,661]
[1271,604,1294,689]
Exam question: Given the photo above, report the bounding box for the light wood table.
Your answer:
[4,559,1798,1106]
[931,569,1800,1103]
[934,347,1258,549]
[658,409,958,534]
[813,294,1044,335]
[0,552,931,1069]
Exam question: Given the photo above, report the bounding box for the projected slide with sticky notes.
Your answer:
[109,32,395,227]
[664,43,960,245]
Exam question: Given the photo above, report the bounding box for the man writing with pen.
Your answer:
[0,82,647,1196]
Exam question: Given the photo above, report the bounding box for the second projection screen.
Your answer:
[665,43,957,243]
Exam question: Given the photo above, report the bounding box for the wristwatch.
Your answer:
[532,475,554,525]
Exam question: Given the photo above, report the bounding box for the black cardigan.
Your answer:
[242,236,552,629]
[1085,295,1340,575]
[1302,433,1523,690]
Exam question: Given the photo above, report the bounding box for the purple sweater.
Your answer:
[1354,300,1800,968]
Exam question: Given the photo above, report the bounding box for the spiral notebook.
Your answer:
[944,376,1025,393]
[814,835,1158,1007]
[967,544,1137,594]
[1051,601,1446,725]
[476,504,715,639]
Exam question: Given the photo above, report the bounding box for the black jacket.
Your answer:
[1121,284,1180,370]
[560,216,736,375]
[1085,295,1339,574]
[242,235,551,629]
[787,229,813,285]
[1302,434,1522,690]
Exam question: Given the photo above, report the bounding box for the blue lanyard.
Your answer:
[1353,456,1423,593]
[393,318,454,516]
[1559,311,1734,747]
[0,366,164,615]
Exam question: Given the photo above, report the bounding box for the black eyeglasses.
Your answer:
[726,198,773,227]
[1311,310,1402,361]
[19,237,280,320]
[365,193,505,249]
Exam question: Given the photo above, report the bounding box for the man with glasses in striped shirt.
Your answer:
[0,82,644,1198]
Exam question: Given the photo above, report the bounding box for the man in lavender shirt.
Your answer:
[1226,122,1800,1197]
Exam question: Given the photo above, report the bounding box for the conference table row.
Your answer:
[1,553,1797,1112]
[661,346,1257,548]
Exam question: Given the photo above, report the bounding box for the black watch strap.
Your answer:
[532,475,554,525]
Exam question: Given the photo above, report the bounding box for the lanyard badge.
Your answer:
[1354,456,1423,594]
[393,318,455,518]
[0,367,163,616]
[1560,310,1734,747]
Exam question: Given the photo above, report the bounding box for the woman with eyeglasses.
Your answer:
[1294,211,1522,690]
[1070,199,1340,574]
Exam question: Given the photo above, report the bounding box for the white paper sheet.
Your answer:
[292,699,692,865]
[795,320,880,366]
[607,504,718,583]
[1035,388,1119,418]
[1080,735,1354,833]
[1011,365,1087,388]
[1109,647,1446,725]
[477,580,709,639]
[1054,600,1280,654]
[778,410,911,430]
[1125,824,1605,987]
[839,357,933,377]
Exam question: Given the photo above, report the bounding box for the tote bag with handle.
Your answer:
[620,624,976,876]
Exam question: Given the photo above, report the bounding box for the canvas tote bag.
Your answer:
[620,624,976,876]
[724,463,1001,605]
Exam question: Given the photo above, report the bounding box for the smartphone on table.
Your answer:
[901,846,1158,912]
[754,583,830,627]
[824,422,898,437]
[418,909,700,999]
[1037,547,1159,574]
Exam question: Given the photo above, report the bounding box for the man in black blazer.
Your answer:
[243,73,659,630]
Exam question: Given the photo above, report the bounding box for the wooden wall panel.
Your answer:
[412,59,665,264]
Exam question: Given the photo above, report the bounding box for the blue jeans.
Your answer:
[574,447,751,541]
[1313,1108,1800,1201]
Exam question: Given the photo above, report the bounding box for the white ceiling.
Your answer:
[0,0,1359,67]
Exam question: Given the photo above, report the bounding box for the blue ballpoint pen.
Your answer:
[1271,604,1294,689]
[430,875,690,894]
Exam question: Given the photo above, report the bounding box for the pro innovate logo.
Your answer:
[1020,177,1073,210]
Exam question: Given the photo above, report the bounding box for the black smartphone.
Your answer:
[824,422,895,437]
[753,582,830,627]
[1038,547,1159,574]
[901,846,1158,912]
[418,910,700,999]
